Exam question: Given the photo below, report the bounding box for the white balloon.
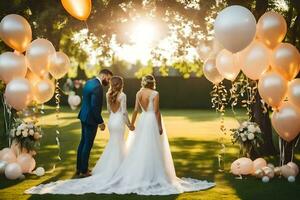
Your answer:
[262,176,270,183]
[288,176,295,182]
[5,162,22,180]
[35,167,45,176]
[214,5,256,53]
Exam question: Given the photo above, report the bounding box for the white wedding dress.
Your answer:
[26,91,215,195]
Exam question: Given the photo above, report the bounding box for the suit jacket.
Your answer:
[78,78,104,125]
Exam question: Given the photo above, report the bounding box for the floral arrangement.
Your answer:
[10,121,43,151]
[230,121,264,157]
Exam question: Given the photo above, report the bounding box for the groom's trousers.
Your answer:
[77,122,98,173]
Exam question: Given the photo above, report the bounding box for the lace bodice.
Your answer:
[107,92,130,126]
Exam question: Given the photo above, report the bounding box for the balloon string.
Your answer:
[291,135,300,162]
[84,20,89,32]
[54,80,62,168]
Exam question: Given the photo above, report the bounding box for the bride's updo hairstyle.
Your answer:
[108,76,124,105]
[141,74,156,90]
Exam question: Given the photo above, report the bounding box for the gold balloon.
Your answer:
[25,70,41,86]
[49,51,70,79]
[256,11,287,49]
[288,79,300,109]
[271,43,300,81]
[203,58,224,84]
[253,158,267,171]
[258,71,288,108]
[0,52,27,84]
[33,79,55,104]
[216,49,240,81]
[254,169,264,178]
[4,77,33,111]
[61,0,92,21]
[262,166,274,178]
[26,38,56,77]
[271,102,300,142]
[241,40,270,80]
[274,167,281,176]
[0,14,32,52]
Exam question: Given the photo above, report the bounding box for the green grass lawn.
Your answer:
[0,107,299,200]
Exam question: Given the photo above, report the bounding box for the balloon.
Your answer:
[197,41,212,61]
[254,169,264,178]
[240,41,270,80]
[61,0,92,21]
[0,160,8,174]
[49,51,70,79]
[26,70,41,86]
[203,58,224,84]
[288,79,300,108]
[214,5,256,53]
[0,148,11,160]
[262,176,269,183]
[271,43,300,81]
[0,52,27,84]
[256,11,287,49]
[29,157,36,172]
[17,153,33,173]
[262,166,274,178]
[267,163,275,170]
[4,78,33,110]
[253,158,267,171]
[1,149,17,163]
[231,157,253,175]
[34,167,45,176]
[68,95,81,110]
[287,162,299,175]
[271,102,300,142]
[258,71,288,108]
[26,38,55,77]
[281,165,297,178]
[5,162,22,180]
[33,79,55,104]
[216,49,240,81]
[288,176,295,182]
[274,167,281,176]
[0,14,32,52]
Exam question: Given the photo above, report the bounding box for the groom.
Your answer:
[77,69,113,177]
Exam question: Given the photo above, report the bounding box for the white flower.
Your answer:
[22,130,28,137]
[242,121,248,127]
[242,136,247,142]
[17,126,22,131]
[29,129,35,136]
[240,133,245,138]
[16,130,21,136]
[248,125,256,133]
[256,127,261,133]
[27,124,34,129]
[248,133,255,140]
[20,123,26,129]
[239,127,243,132]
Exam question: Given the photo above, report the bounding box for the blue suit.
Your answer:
[77,78,104,173]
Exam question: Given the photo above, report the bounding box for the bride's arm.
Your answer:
[153,93,163,135]
[121,94,132,128]
[131,93,140,126]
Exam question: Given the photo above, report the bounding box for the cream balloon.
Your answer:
[1,149,17,163]
[271,43,300,81]
[0,148,11,160]
[256,11,287,49]
[26,38,55,77]
[253,158,267,171]
[288,79,300,108]
[203,58,224,84]
[5,162,22,180]
[214,5,256,53]
[49,51,70,79]
[241,41,270,80]
[0,14,32,52]
[231,157,253,175]
[271,102,300,142]
[258,71,288,108]
[33,79,55,104]
[26,70,41,86]
[0,52,27,83]
[4,78,33,110]
[61,0,92,21]
[17,153,32,173]
[216,49,240,81]
[287,162,299,175]
[281,165,297,178]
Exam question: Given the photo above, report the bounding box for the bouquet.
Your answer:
[10,121,43,152]
[230,121,263,157]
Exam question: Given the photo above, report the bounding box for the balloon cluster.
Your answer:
[204,6,300,143]
[68,93,81,110]
[0,14,70,111]
[231,157,299,182]
[0,147,44,180]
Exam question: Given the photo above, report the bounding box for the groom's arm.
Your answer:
[91,88,104,125]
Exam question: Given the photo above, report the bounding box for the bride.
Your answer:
[26,75,215,195]
[26,76,133,194]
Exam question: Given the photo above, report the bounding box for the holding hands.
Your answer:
[99,123,106,131]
